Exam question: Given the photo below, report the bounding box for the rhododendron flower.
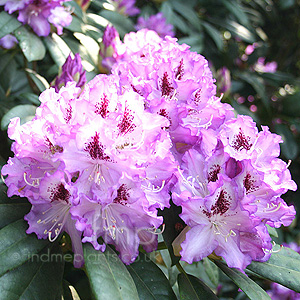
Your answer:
[172,115,296,270]
[53,53,86,92]
[1,0,72,36]
[135,12,175,38]
[2,74,176,266]
[110,0,140,16]
[0,34,18,49]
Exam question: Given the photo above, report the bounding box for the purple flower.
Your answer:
[135,13,175,38]
[216,67,231,94]
[0,34,18,49]
[99,25,125,73]
[0,0,29,13]
[15,0,72,36]
[267,282,300,300]
[2,74,176,265]
[53,53,86,92]
[254,57,277,73]
[110,0,140,16]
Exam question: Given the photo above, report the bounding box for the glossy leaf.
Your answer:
[247,247,300,293]
[0,184,31,230]
[203,257,219,287]
[14,27,46,61]
[202,22,224,51]
[275,124,298,160]
[84,243,139,300]
[214,260,271,300]
[25,68,50,92]
[0,11,21,39]
[44,33,72,67]
[178,273,218,300]
[1,104,37,130]
[126,252,177,300]
[0,219,49,277]
[0,241,64,300]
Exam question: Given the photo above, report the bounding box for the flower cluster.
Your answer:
[135,12,175,38]
[110,0,140,16]
[1,0,72,36]
[2,29,297,270]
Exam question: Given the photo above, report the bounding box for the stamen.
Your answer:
[147,223,165,235]
[263,202,282,213]
[23,172,40,187]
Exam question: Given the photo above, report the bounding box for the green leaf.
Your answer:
[274,124,298,160]
[99,10,134,37]
[202,22,224,51]
[126,252,177,300]
[1,104,37,130]
[203,257,219,287]
[237,72,270,112]
[14,27,46,61]
[0,241,64,300]
[18,92,41,106]
[247,246,300,293]
[177,273,218,300]
[0,11,21,39]
[0,219,49,277]
[221,0,250,28]
[25,68,50,92]
[266,224,278,238]
[171,1,201,30]
[66,16,85,33]
[214,260,271,300]
[84,243,139,300]
[0,184,31,230]
[281,91,300,117]
[64,1,83,19]
[44,33,72,67]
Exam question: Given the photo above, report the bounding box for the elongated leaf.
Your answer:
[203,257,219,287]
[214,260,271,300]
[275,124,298,160]
[0,219,49,277]
[0,11,21,39]
[0,184,30,230]
[202,22,224,51]
[1,104,37,130]
[44,33,72,67]
[281,91,300,117]
[247,247,300,293]
[126,252,177,300]
[221,0,250,28]
[25,68,50,92]
[237,72,270,112]
[171,1,201,29]
[0,241,64,300]
[84,244,139,300]
[178,273,218,300]
[14,27,46,61]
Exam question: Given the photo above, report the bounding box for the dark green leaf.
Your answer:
[44,33,72,67]
[126,252,177,300]
[0,241,64,300]
[66,16,85,33]
[214,260,271,299]
[221,0,250,28]
[1,104,37,130]
[171,1,201,30]
[203,257,219,287]
[281,91,300,117]
[274,124,298,160]
[25,68,50,92]
[18,93,41,106]
[14,27,46,61]
[99,10,134,37]
[247,246,300,293]
[202,22,224,51]
[237,72,270,112]
[266,224,278,238]
[84,243,139,300]
[0,219,49,277]
[0,184,31,230]
[64,1,84,18]
[178,273,218,300]
[0,12,21,39]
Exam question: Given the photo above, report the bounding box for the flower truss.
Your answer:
[0,0,72,36]
[2,29,297,271]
